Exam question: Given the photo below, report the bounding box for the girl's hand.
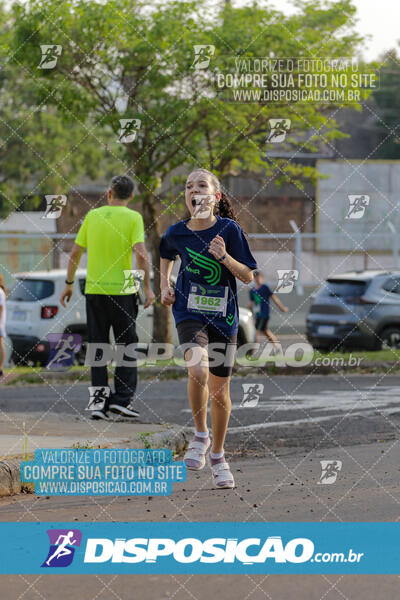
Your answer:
[208,234,226,260]
[161,287,175,306]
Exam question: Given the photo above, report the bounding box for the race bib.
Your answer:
[187,282,228,316]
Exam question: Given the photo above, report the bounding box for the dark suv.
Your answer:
[306,270,400,351]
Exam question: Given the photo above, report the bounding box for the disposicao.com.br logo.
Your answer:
[82,536,363,565]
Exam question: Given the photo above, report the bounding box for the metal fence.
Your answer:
[1,219,400,295]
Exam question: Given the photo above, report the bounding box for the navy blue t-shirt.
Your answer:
[250,284,273,318]
[160,216,258,337]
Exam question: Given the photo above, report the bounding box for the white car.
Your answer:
[6,269,255,366]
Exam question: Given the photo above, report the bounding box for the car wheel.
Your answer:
[11,351,28,367]
[380,327,400,350]
[74,339,87,366]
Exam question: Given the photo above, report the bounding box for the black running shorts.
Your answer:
[255,315,269,331]
[176,319,237,378]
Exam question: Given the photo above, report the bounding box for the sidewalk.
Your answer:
[0,412,189,496]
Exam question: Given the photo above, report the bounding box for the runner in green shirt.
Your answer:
[60,175,155,420]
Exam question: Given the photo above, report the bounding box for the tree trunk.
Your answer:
[141,192,172,344]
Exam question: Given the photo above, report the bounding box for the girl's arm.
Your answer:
[160,258,176,305]
[209,234,253,284]
[223,254,254,284]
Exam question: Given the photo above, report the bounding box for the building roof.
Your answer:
[0,211,57,233]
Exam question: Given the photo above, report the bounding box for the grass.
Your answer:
[3,347,400,386]
[138,432,152,449]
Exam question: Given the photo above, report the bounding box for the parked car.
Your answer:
[306,270,400,351]
[7,269,255,366]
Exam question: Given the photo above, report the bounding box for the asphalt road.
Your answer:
[0,440,399,598]
[1,374,399,455]
[1,375,399,598]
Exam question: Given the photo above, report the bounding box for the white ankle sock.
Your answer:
[195,430,209,438]
[210,450,224,459]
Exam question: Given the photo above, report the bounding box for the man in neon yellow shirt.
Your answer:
[60,175,155,420]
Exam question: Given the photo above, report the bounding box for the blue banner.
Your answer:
[21,449,186,496]
[0,522,398,574]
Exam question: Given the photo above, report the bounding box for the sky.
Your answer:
[271,0,399,61]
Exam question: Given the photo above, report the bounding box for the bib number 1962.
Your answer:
[187,283,228,316]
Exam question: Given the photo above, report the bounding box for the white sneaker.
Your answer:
[184,437,210,470]
[210,460,235,489]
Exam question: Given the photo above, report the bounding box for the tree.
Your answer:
[0,1,117,217]
[10,0,366,341]
[371,50,400,159]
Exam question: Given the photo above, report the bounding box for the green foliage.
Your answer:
[7,0,367,222]
[372,50,400,159]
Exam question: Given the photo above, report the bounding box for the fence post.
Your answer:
[387,221,399,269]
[289,220,304,295]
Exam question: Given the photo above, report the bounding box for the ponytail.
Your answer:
[216,192,239,223]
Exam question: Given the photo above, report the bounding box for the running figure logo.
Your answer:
[191,45,215,70]
[267,119,291,143]
[275,270,299,293]
[41,529,82,568]
[318,460,342,484]
[45,334,82,371]
[121,269,144,294]
[345,195,370,219]
[38,45,62,69]
[241,383,264,407]
[118,118,141,143]
[42,195,67,219]
[87,386,111,411]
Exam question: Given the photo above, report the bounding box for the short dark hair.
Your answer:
[110,175,134,200]
[254,270,263,277]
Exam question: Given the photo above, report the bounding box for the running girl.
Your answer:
[160,168,257,489]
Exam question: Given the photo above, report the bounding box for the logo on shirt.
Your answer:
[226,313,234,325]
[186,266,200,275]
[186,247,221,285]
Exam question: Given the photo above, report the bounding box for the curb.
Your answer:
[0,427,190,498]
[145,427,190,453]
[0,459,21,497]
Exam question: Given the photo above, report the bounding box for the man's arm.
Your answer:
[271,293,288,312]
[60,243,84,307]
[134,242,155,309]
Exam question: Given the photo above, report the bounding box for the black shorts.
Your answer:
[255,315,269,331]
[176,319,237,378]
